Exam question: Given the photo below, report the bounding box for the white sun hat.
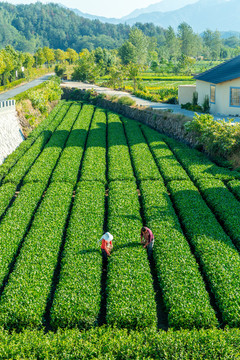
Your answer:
[102,232,113,242]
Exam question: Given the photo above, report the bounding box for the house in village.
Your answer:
[178,55,240,117]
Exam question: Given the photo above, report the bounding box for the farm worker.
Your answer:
[99,232,113,271]
[141,226,154,257]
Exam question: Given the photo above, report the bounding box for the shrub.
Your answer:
[117,96,136,106]
[185,113,240,158]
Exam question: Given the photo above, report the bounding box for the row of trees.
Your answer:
[0,46,78,86]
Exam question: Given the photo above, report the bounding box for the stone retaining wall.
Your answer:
[62,88,196,146]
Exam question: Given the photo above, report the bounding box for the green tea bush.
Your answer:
[80,108,107,183]
[50,181,105,330]
[51,104,94,184]
[107,181,157,329]
[196,178,240,251]
[107,112,135,181]
[0,182,46,290]
[140,180,217,329]
[227,179,240,201]
[122,118,162,181]
[141,125,190,182]
[163,134,240,181]
[0,101,66,184]
[0,183,16,219]
[168,180,240,327]
[23,104,80,185]
[0,182,74,331]
[3,103,71,185]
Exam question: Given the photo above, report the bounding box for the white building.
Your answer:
[195,55,240,116]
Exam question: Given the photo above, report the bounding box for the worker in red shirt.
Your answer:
[99,232,113,271]
[141,226,154,258]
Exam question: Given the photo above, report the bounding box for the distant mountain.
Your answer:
[121,0,198,21]
[118,0,240,32]
[70,0,240,33]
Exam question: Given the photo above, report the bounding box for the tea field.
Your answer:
[1,100,240,358]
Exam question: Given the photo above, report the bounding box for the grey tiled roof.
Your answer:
[194,55,240,84]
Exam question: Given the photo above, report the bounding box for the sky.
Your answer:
[3,0,168,18]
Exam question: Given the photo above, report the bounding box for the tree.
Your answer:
[43,47,55,67]
[106,65,126,89]
[118,41,136,65]
[71,49,100,83]
[66,48,78,64]
[127,62,144,92]
[202,30,222,60]
[164,26,180,60]
[35,48,46,68]
[177,22,201,57]
[54,49,66,64]
[129,28,149,65]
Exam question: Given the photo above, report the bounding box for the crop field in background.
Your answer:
[1,100,240,356]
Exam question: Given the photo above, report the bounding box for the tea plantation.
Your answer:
[0,101,240,358]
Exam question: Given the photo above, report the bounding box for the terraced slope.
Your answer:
[0,102,240,335]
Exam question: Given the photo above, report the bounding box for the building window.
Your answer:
[210,85,216,103]
[230,87,240,107]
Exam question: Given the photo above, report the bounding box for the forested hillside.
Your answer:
[0,2,165,52]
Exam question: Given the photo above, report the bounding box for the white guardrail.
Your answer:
[0,100,16,114]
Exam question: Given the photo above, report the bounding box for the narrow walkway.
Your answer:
[0,74,54,101]
[61,81,240,123]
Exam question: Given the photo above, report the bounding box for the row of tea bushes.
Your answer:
[22,104,80,185]
[139,180,217,329]
[196,178,240,252]
[0,101,65,183]
[107,180,157,329]
[107,112,135,182]
[0,182,46,289]
[3,102,71,186]
[51,104,94,184]
[1,327,240,359]
[162,134,240,182]
[168,180,240,327]
[0,183,16,219]
[122,117,162,181]
[0,182,74,331]
[50,181,105,330]
[141,125,190,182]
[80,108,107,183]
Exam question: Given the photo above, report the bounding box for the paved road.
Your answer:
[0,74,54,101]
[61,81,240,123]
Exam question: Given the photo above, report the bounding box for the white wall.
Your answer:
[196,77,240,116]
[0,105,24,165]
[178,85,196,105]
